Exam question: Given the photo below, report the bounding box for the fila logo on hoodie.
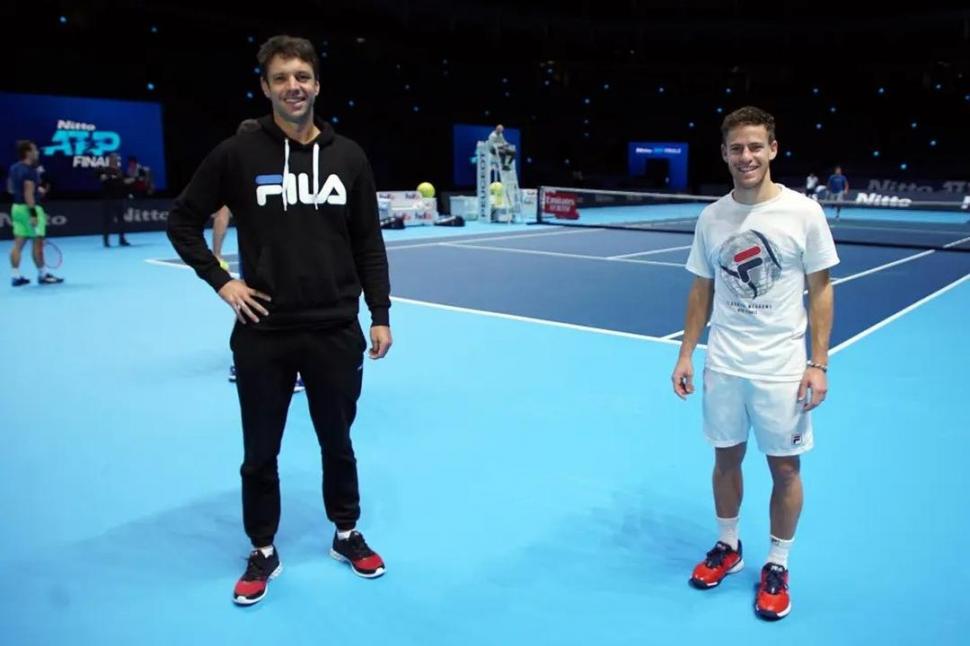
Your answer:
[255,172,347,207]
[255,138,346,209]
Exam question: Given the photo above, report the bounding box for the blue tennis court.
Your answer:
[2,217,969,645]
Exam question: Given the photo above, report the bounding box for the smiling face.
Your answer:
[261,54,320,125]
[721,124,778,192]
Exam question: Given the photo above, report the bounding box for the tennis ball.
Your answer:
[417,182,435,198]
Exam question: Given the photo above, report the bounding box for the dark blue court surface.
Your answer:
[2,223,968,645]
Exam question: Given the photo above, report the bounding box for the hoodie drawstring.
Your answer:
[312,142,319,210]
[282,137,322,210]
[282,138,290,212]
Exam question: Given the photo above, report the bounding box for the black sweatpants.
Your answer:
[230,319,366,547]
[102,197,128,243]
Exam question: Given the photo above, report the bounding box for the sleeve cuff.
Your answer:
[370,307,390,327]
[203,265,233,293]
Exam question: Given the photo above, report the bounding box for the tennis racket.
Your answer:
[43,240,63,269]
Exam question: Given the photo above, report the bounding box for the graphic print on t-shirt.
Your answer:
[717,230,782,299]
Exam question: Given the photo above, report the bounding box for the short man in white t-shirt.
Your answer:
[804,172,818,198]
[671,106,838,621]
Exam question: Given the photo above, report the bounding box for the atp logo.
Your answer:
[41,120,121,168]
[255,173,347,207]
[718,230,782,299]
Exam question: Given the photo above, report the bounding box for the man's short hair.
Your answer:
[721,106,776,143]
[257,35,319,81]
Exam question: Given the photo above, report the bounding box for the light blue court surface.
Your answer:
[2,222,969,645]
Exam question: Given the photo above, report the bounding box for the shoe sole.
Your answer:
[688,558,744,589]
[755,600,791,620]
[232,563,283,606]
[329,549,385,579]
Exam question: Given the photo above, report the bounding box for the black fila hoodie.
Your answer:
[167,114,390,330]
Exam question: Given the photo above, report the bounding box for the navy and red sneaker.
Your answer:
[755,563,791,620]
[689,540,744,589]
[330,530,386,578]
[232,548,282,606]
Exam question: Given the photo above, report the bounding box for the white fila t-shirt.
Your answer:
[686,185,840,381]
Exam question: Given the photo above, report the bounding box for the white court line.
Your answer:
[144,256,692,347]
[385,227,599,250]
[391,296,694,347]
[830,273,970,355]
[145,258,193,271]
[624,218,702,228]
[830,222,970,237]
[144,258,240,278]
[658,244,969,341]
[830,249,935,286]
[438,242,685,267]
[943,234,970,249]
[826,236,969,287]
[608,244,692,259]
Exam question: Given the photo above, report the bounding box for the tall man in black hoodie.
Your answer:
[167,35,392,605]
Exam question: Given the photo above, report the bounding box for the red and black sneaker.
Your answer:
[755,563,791,620]
[330,530,386,578]
[689,540,744,589]
[232,548,282,606]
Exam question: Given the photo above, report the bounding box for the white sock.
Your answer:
[336,528,355,540]
[38,266,47,278]
[766,535,793,569]
[257,545,274,558]
[716,516,739,550]
[12,267,21,278]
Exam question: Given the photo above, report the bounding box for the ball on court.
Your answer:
[489,181,503,195]
[417,181,435,198]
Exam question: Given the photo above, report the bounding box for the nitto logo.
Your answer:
[255,173,347,206]
[0,211,67,229]
[42,120,121,168]
[855,192,912,208]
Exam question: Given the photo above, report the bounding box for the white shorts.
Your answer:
[702,369,813,456]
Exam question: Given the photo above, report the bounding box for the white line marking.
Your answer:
[438,242,685,267]
[830,273,970,355]
[829,222,970,237]
[391,296,696,347]
[661,247,969,342]
[385,227,598,250]
[608,245,692,259]
[145,258,239,278]
[830,250,935,286]
[943,235,970,249]
[145,258,193,271]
